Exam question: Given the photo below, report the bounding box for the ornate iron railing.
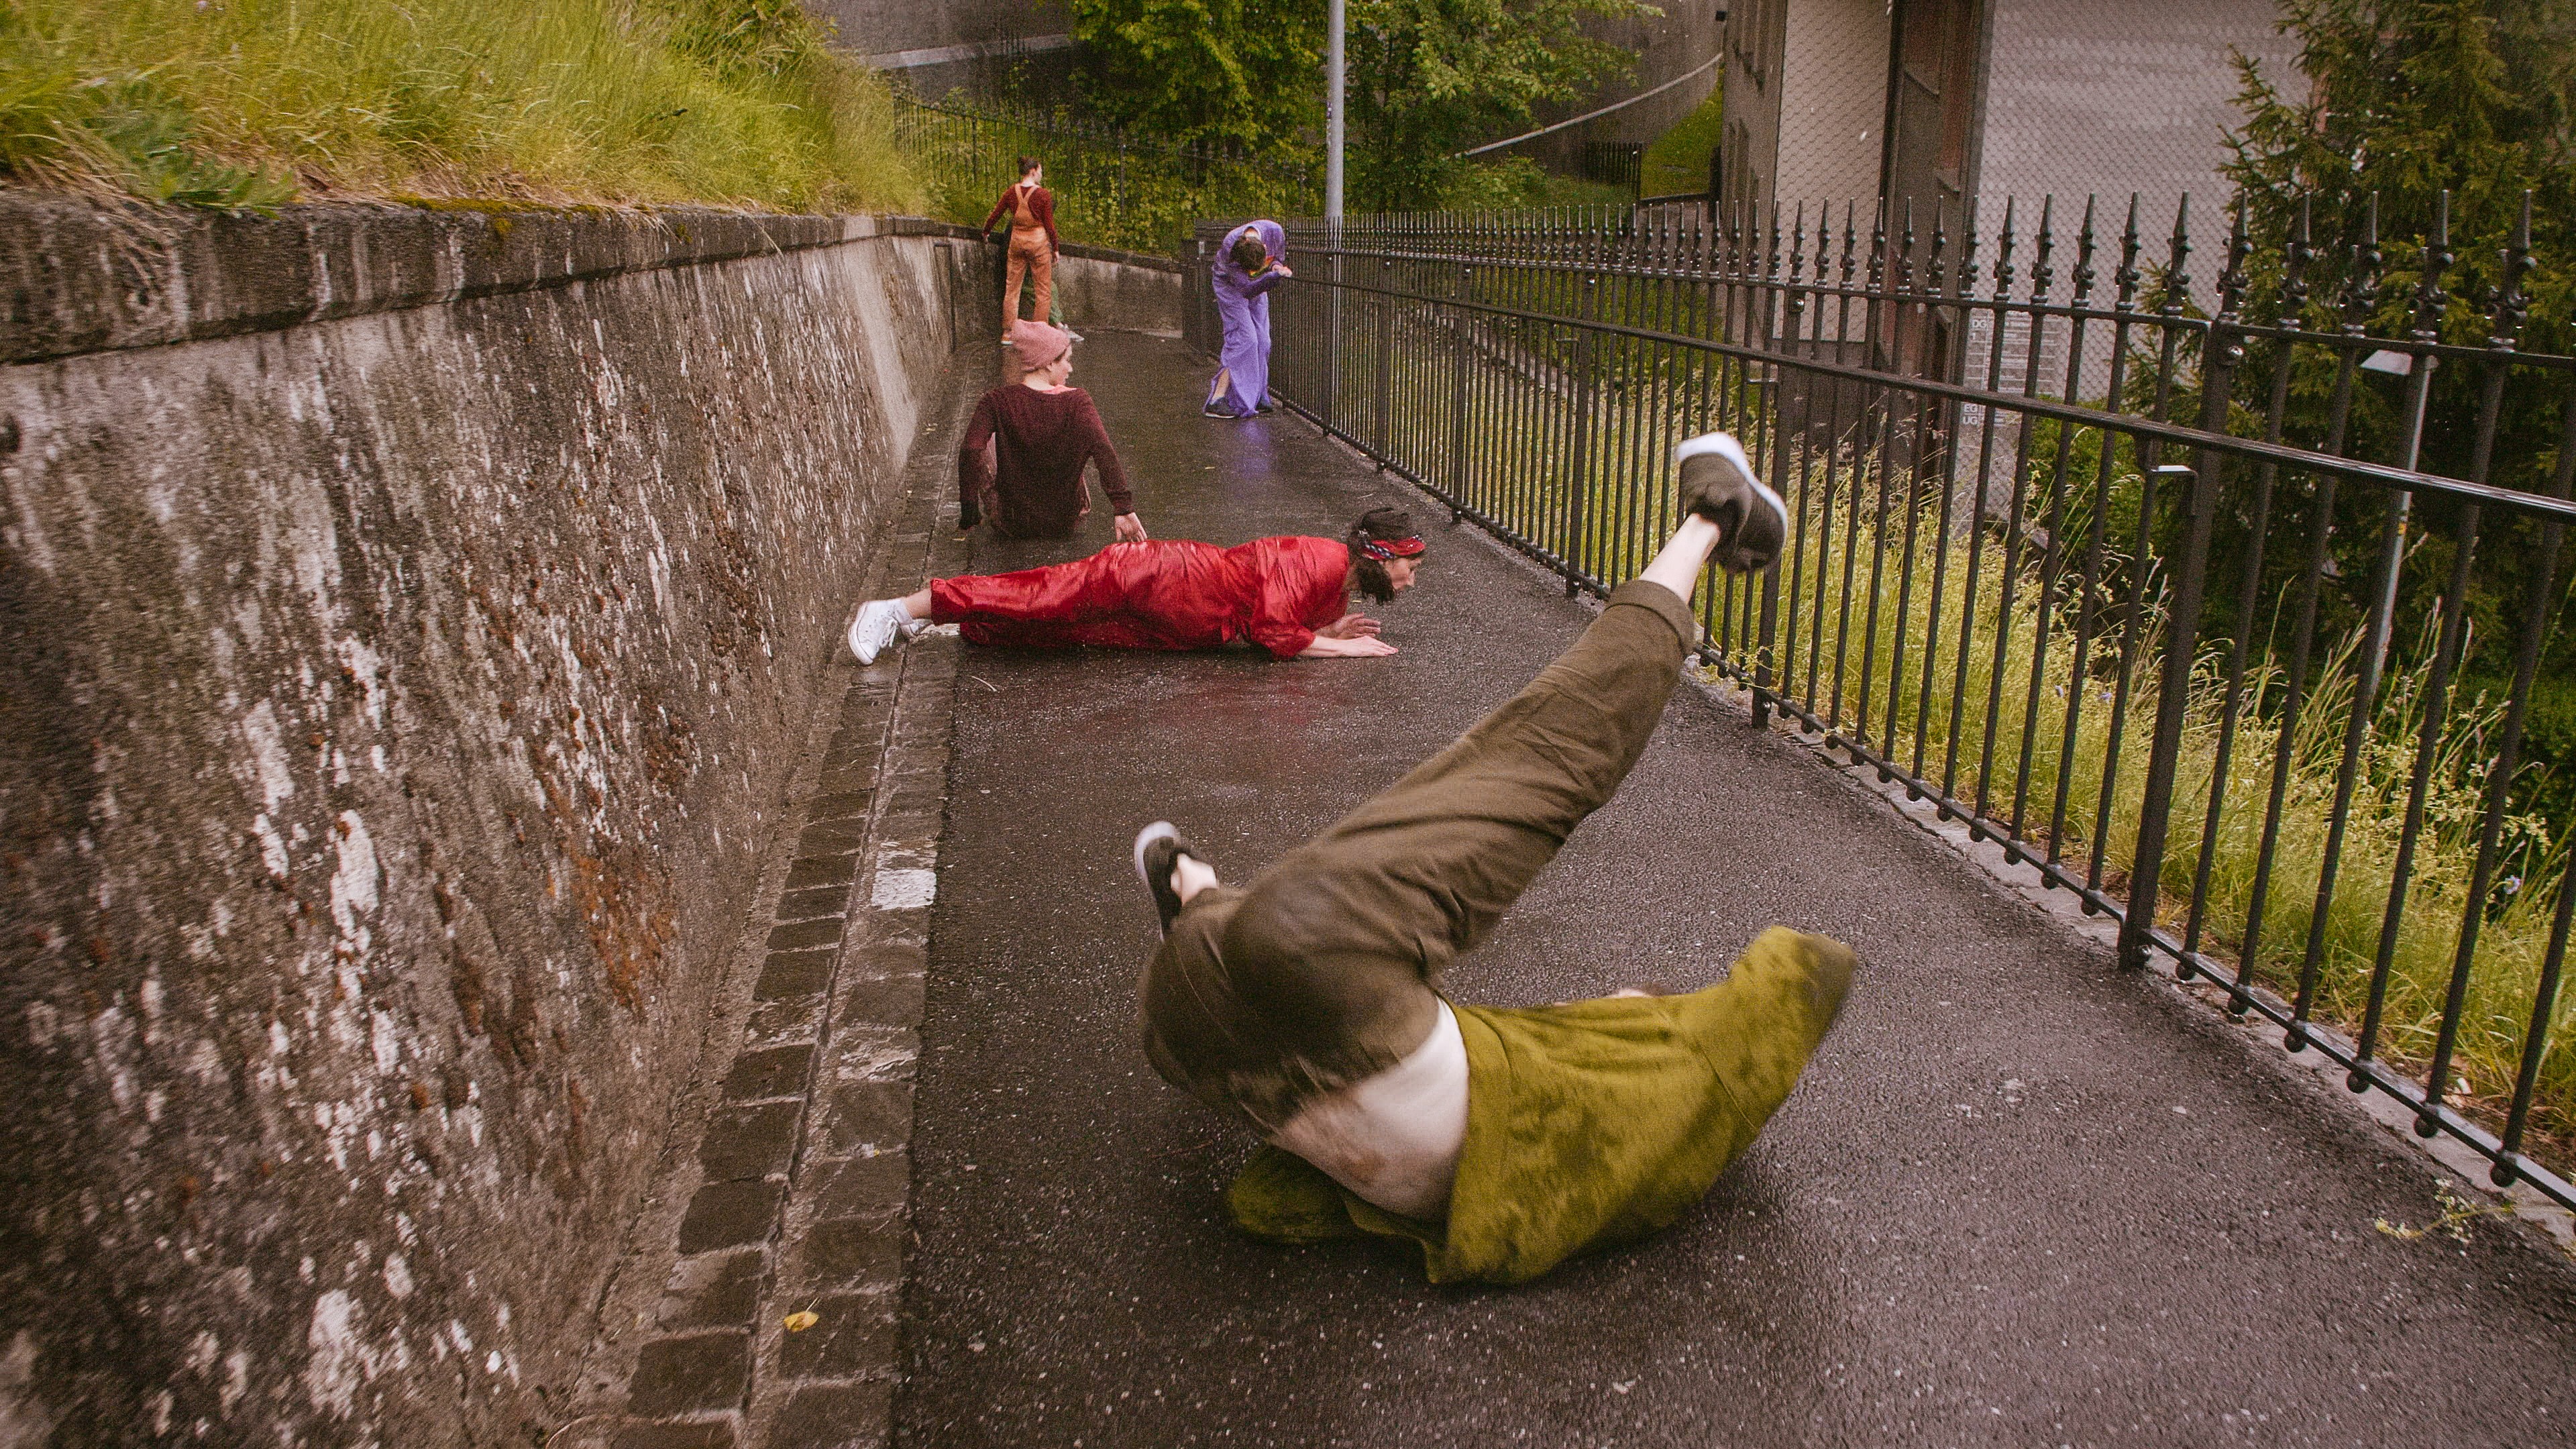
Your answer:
[1189,193,2576,1209]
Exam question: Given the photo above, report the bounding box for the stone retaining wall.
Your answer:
[0,201,991,1446]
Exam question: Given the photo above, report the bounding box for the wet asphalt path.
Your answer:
[892,332,2576,1448]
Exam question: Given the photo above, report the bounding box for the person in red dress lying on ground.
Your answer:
[963,320,1150,543]
[843,508,1425,665]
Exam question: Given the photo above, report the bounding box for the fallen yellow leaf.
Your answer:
[783,1311,818,1332]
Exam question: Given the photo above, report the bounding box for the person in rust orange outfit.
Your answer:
[843,509,1425,665]
[981,156,1060,337]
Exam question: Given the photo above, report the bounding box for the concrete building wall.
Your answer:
[1727,0,2296,248]
[1960,0,2298,418]
[1773,0,1894,221]
[1976,0,2299,268]
[0,202,985,1446]
[1719,0,1791,216]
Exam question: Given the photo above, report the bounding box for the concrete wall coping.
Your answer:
[922,229,1189,276]
[1053,239,1185,273]
[0,197,1187,366]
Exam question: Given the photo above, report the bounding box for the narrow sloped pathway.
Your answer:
[894,331,2576,1448]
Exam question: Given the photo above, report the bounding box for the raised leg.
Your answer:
[1143,441,1777,1126]
[1222,572,1702,986]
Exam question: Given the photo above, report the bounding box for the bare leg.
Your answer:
[1173,856,1220,903]
[1638,515,1723,604]
[898,588,931,619]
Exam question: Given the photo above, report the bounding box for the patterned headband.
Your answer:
[1358,535,1426,561]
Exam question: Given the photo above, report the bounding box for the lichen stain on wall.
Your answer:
[0,229,963,1446]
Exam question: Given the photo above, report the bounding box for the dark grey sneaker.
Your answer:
[1674,431,1788,574]
[1132,821,1204,938]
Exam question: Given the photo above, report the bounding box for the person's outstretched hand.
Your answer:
[1297,633,1398,659]
[1316,612,1381,639]
[1114,512,1150,544]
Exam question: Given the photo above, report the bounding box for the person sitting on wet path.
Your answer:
[1129,431,1857,1285]
[959,320,1147,543]
[845,506,1423,665]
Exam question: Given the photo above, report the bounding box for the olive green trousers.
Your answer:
[1140,579,1856,1283]
[1142,579,1705,1129]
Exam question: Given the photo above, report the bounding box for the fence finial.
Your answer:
[1898,197,1919,299]
[2340,193,2383,335]
[2410,189,2453,343]
[2114,194,2145,313]
[2028,195,2057,306]
[1990,195,2019,303]
[2070,195,2100,307]
[2217,197,2251,325]
[2279,195,2314,333]
[1860,199,1880,295]
[2487,190,2536,353]
[1958,195,1984,299]
[1839,200,1861,292]
[2158,193,2194,317]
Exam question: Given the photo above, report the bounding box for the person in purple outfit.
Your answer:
[1205,220,1291,419]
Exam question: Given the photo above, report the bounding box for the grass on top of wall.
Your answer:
[0,0,921,213]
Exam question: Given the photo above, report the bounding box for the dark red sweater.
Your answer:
[981,182,1061,253]
[959,384,1134,539]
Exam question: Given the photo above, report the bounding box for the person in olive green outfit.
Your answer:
[1130,431,1856,1285]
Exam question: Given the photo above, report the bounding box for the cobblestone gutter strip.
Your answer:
[742,504,969,1448]
[551,371,972,1449]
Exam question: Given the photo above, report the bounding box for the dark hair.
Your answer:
[1229,233,1267,274]
[1017,156,1042,178]
[1346,506,1419,603]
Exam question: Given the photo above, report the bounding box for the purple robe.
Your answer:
[1206,220,1287,417]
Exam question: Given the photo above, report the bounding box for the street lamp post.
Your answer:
[1326,0,1345,224]
[1325,0,1346,426]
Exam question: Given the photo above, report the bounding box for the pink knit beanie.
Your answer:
[1010,318,1071,372]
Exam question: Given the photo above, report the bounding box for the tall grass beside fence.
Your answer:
[0,0,918,211]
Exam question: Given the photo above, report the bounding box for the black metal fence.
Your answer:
[894,92,1316,255]
[1190,195,2576,1209]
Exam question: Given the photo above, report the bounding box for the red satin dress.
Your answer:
[928,537,1350,659]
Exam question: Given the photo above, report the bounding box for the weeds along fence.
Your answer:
[1189,194,2576,1205]
[892,91,1316,255]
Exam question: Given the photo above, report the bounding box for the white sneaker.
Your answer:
[845,599,911,664]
